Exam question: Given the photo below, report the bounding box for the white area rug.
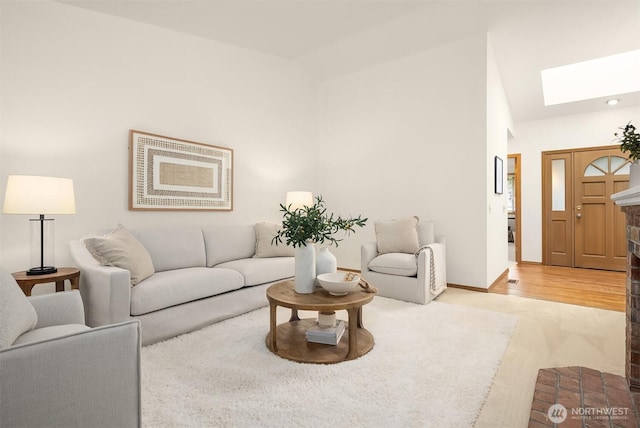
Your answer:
[142,297,517,427]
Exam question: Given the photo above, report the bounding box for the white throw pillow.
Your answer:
[368,253,418,277]
[0,270,38,349]
[254,222,295,258]
[375,217,420,254]
[84,224,155,285]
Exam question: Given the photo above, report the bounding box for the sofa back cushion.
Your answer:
[131,228,206,272]
[203,225,256,266]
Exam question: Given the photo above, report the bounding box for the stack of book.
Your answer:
[306,320,346,345]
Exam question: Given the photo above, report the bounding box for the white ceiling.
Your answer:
[57,0,640,123]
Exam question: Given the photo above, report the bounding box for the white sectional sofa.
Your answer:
[70,224,294,345]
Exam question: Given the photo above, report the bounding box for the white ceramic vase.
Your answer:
[294,244,316,294]
[315,246,337,276]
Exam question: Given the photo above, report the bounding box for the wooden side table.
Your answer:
[11,267,80,296]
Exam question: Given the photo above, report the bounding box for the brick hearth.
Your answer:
[529,367,640,427]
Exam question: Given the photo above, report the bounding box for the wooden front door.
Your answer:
[574,149,629,270]
[543,146,630,271]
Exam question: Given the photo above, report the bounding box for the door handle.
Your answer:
[576,205,582,218]
[576,213,582,218]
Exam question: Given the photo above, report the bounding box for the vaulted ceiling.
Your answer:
[57,0,640,123]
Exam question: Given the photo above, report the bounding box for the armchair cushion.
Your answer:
[375,216,420,254]
[368,253,418,277]
[84,223,155,285]
[0,271,37,349]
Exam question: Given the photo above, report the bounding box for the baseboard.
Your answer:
[516,260,542,266]
[447,269,509,293]
[338,267,360,273]
[448,283,490,293]
[489,268,509,291]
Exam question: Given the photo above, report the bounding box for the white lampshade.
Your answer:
[3,175,76,215]
[285,191,313,210]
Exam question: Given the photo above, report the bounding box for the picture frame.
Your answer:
[494,156,504,194]
[129,130,233,211]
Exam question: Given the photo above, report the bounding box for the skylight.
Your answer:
[541,49,640,106]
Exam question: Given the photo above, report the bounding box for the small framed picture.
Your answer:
[494,156,504,194]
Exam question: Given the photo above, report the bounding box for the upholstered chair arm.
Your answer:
[28,290,85,328]
[0,320,141,428]
[361,242,379,273]
[69,240,133,327]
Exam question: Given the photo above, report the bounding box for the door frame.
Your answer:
[508,154,522,263]
[541,144,626,268]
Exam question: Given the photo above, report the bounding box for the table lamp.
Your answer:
[3,175,76,275]
[285,191,313,211]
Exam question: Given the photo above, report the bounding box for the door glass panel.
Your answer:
[611,156,625,171]
[552,159,565,211]
[585,165,606,176]
[616,163,631,175]
[593,156,609,171]
[612,156,631,175]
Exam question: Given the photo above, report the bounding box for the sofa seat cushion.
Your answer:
[12,324,90,346]
[215,257,294,287]
[368,253,418,277]
[130,267,244,316]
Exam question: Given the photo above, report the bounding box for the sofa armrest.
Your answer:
[70,240,133,327]
[0,320,142,428]
[28,290,85,328]
[361,242,379,274]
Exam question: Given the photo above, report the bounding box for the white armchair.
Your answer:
[0,271,141,428]
[361,219,446,305]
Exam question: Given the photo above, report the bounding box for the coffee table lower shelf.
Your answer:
[265,318,373,364]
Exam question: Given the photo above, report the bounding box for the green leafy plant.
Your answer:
[271,195,367,248]
[616,121,640,161]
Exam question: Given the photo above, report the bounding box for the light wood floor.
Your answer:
[489,263,626,312]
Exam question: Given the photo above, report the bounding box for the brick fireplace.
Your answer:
[612,187,640,392]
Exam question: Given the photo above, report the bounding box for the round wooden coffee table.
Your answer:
[265,279,374,364]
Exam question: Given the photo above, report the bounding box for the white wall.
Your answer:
[485,36,514,285]
[1,2,515,290]
[316,34,492,287]
[0,1,318,275]
[508,106,640,263]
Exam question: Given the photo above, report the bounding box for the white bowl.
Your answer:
[317,272,360,296]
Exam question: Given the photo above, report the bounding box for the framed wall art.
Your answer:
[129,130,233,211]
[494,156,504,195]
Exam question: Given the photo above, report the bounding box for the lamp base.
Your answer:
[26,266,58,276]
